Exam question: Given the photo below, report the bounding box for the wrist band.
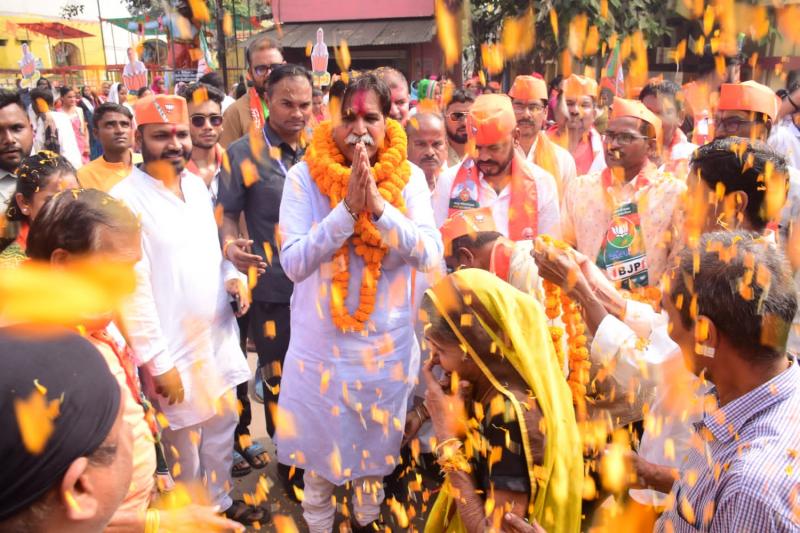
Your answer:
[342,199,359,221]
[222,238,236,260]
[788,94,800,112]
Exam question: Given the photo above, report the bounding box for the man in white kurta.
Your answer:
[110,95,252,520]
[276,75,442,532]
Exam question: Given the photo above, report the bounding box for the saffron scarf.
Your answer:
[448,151,539,240]
[423,269,583,533]
[247,87,268,130]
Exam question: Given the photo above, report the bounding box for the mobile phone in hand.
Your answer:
[230,292,242,315]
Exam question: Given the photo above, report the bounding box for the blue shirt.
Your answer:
[655,360,800,532]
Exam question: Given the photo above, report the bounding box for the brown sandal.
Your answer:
[224,499,268,525]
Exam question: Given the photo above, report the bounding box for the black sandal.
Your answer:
[224,499,268,526]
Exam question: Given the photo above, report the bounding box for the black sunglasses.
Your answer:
[190,114,223,128]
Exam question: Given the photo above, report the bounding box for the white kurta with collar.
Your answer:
[276,161,443,484]
[431,158,561,239]
[110,166,250,430]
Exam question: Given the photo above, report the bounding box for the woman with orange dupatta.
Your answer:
[420,269,583,533]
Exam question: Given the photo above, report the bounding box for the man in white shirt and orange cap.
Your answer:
[509,75,577,197]
[547,74,605,175]
[561,97,686,288]
[432,93,561,240]
[110,95,260,525]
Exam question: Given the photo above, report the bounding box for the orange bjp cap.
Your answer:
[134,94,189,126]
[564,74,598,99]
[508,75,548,102]
[611,96,663,148]
[718,81,780,121]
[467,94,516,145]
[440,207,497,250]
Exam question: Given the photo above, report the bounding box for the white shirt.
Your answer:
[432,158,561,238]
[523,135,578,195]
[591,300,707,506]
[0,169,16,209]
[33,112,82,169]
[110,166,250,429]
[222,95,236,114]
[769,119,800,170]
[275,161,442,483]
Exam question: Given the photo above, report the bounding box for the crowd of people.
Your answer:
[1,31,800,533]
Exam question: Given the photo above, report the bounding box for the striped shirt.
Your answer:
[655,360,800,532]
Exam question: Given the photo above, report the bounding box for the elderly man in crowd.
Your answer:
[406,111,449,191]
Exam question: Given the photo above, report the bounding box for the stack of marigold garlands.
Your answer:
[306,118,411,332]
[540,236,591,421]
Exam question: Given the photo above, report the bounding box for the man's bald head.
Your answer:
[407,112,447,189]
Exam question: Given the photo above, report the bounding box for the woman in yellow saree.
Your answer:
[420,268,582,533]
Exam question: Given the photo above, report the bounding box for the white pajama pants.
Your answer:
[161,391,238,511]
[302,472,385,533]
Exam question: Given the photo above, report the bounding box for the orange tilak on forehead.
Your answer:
[352,89,369,115]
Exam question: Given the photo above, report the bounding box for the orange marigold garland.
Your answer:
[306,119,411,332]
[540,236,590,420]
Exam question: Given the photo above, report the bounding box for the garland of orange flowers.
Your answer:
[540,236,590,421]
[306,118,411,332]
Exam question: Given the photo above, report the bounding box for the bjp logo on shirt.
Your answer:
[606,216,636,249]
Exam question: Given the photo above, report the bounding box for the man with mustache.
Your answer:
[277,73,441,532]
[444,88,474,166]
[509,75,577,198]
[220,35,285,147]
[77,102,135,192]
[110,94,261,525]
[0,89,34,207]
[220,64,313,495]
[433,93,561,240]
[547,74,606,175]
[406,111,448,190]
[561,97,685,288]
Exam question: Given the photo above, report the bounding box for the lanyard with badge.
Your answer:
[595,167,651,289]
[262,125,289,176]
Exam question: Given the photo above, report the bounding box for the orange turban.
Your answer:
[467,94,516,145]
[508,75,548,102]
[611,96,663,146]
[440,207,497,248]
[718,81,780,121]
[564,74,598,99]
[134,95,189,126]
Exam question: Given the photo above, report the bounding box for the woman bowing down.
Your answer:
[419,269,583,533]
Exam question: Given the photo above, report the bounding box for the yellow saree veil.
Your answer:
[423,269,582,533]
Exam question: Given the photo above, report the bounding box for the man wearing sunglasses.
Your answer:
[220,35,284,147]
[561,97,686,289]
[184,82,225,203]
[443,88,474,166]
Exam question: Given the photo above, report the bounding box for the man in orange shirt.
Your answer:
[547,74,605,175]
[77,103,135,192]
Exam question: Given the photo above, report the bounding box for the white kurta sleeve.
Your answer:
[279,164,356,283]
[374,170,443,273]
[122,247,175,376]
[591,313,678,391]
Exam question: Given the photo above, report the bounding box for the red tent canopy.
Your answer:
[19,22,93,39]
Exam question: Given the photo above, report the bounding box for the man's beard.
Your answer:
[446,128,467,144]
[477,150,514,177]
[142,142,190,173]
